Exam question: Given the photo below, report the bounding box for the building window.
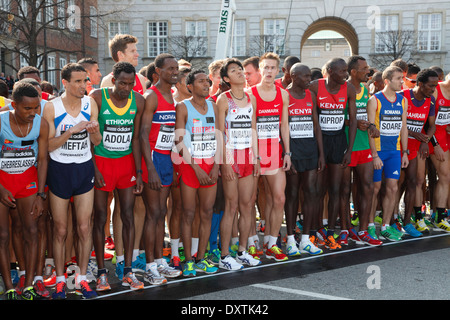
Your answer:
[185,20,208,57]
[57,1,65,28]
[263,19,286,55]
[109,21,130,39]
[36,1,42,22]
[0,0,10,11]
[19,0,27,17]
[20,50,29,69]
[90,6,98,38]
[418,13,442,51]
[374,15,399,53]
[233,20,246,56]
[47,55,56,86]
[59,57,66,88]
[45,0,54,26]
[311,50,321,57]
[147,21,168,58]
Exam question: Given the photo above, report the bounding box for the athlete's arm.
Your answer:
[87,97,101,146]
[210,101,220,184]
[311,91,325,172]
[32,117,50,216]
[400,97,409,168]
[343,82,357,168]
[367,96,383,170]
[216,93,234,181]
[140,90,162,191]
[280,89,291,171]
[133,93,145,194]
[250,94,261,177]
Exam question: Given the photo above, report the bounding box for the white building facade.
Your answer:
[97,0,450,74]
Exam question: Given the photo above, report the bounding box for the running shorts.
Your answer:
[94,154,137,192]
[322,132,348,165]
[349,149,373,167]
[259,141,283,175]
[429,127,449,154]
[142,151,173,187]
[0,166,38,199]
[373,150,401,182]
[179,157,216,189]
[291,157,318,173]
[227,148,254,179]
[47,159,95,199]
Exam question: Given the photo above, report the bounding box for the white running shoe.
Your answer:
[300,240,323,255]
[219,255,244,271]
[285,242,301,256]
[144,262,167,285]
[157,260,182,278]
[236,251,262,267]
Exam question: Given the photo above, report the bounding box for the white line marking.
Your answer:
[95,232,450,299]
[251,283,352,300]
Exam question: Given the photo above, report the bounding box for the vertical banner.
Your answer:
[214,0,236,61]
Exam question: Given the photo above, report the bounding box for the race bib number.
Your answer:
[257,115,280,139]
[435,106,450,126]
[60,130,90,157]
[0,149,36,174]
[102,124,132,152]
[155,124,175,151]
[319,109,345,131]
[289,115,314,138]
[379,115,402,136]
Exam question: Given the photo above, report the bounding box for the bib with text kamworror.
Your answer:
[102,123,133,152]
[0,149,35,174]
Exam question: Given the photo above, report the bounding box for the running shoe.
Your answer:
[348,228,364,245]
[351,211,359,226]
[158,260,182,278]
[265,245,288,262]
[338,231,349,246]
[295,220,303,233]
[368,225,379,240]
[436,219,450,232]
[105,236,115,250]
[96,273,111,292]
[132,255,147,273]
[122,272,144,290]
[403,223,423,238]
[299,240,323,255]
[11,268,19,286]
[415,219,429,232]
[324,235,341,250]
[256,221,265,234]
[178,246,186,262]
[144,263,167,285]
[79,280,98,299]
[285,242,301,256]
[34,280,50,298]
[248,245,261,260]
[236,251,262,267]
[380,226,402,241]
[393,219,406,235]
[115,261,124,281]
[182,260,196,277]
[52,281,67,300]
[208,248,221,265]
[90,251,113,261]
[21,286,41,300]
[230,244,238,258]
[15,275,25,295]
[317,227,327,241]
[87,258,98,283]
[374,214,383,225]
[171,256,182,272]
[195,259,219,274]
[358,230,383,246]
[219,255,244,271]
[5,288,19,300]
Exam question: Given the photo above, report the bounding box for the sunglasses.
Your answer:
[405,77,417,83]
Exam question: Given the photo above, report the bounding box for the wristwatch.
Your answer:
[37,192,47,200]
[284,152,292,157]
[402,149,410,155]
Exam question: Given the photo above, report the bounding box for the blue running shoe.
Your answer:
[183,260,196,277]
[52,281,67,300]
[194,259,218,274]
[115,261,124,281]
[404,223,423,237]
[79,280,98,299]
[132,256,146,273]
